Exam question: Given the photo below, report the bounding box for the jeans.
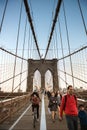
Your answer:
[32,104,39,119]
[65,115,78,130]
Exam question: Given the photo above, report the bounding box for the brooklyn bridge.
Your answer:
[0,0,87,130]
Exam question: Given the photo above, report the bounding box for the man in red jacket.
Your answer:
[59,85,78,130]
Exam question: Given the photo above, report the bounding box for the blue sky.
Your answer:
[0,0,87,91]
[0,0,87,58]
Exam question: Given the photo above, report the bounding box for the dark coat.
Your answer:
[78,110,87,125]
[49,96,57,111]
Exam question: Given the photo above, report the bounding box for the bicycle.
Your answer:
[33,107,37,128]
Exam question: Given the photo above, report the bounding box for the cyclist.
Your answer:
[30,91,41,121]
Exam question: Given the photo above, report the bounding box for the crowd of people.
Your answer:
[30,85,87,130]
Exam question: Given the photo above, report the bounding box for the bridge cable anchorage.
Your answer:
[44,0,62,59]
[23,0,41,59]
[0,0,8,33]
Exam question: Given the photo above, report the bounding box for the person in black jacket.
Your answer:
[49,91,57,122]
[78,104,87,130]
[30,91,41,121]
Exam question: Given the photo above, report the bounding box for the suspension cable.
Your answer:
[3,77,28,101]
[54,27,60,87]
[58,69,87,84]
[0,47,27,61]
[58,45,87,61]
[77,0,87,35]
[55,28,58,58]
[12,0,23,92]
[28,26,30,58]
[53,33,56,58]
[0,0,8,33]
[63,0,74,87]
[44,0,62,59]
[23,0,41,59]
[58,74,69,86]
[19,17,27,91]
[0,70,27,84]
[58,18,67,88]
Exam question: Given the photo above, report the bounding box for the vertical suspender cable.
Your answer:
[12,0,23,92]
[58,19,67,88]
[62,1,74,87]
[55,28,58,59]
[19,17,27,91]
[44,0,62,59]
[23,0,41,59]
[77,0,87,36]
[30,35,32,58]
[0,0,8,33]
[28,26,30,58]
[53,33,56,58]
[55,27,60,88]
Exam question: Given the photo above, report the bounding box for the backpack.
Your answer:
[63,94,77,110]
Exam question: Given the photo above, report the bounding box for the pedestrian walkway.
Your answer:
[0,94,80,130]
[44,95,68,130]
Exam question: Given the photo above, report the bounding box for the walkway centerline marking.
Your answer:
[40,94,47,130]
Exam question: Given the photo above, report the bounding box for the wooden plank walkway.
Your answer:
[0,94,80,130]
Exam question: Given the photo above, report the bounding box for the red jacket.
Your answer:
[60,94,78,118]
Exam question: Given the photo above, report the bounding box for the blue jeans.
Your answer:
[65,115,78,130]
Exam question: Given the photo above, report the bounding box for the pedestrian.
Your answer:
[59,85,78,130]
[49,91,57,122]
[56,90,62,118]
[30,90,41,121]
[78,104,87,130]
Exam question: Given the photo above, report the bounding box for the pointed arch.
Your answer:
[33,69,41,91]
[45,70,53,91]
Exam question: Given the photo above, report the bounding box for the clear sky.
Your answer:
[0,0,87,92]
[0,0,87,58]
[28,0,87,58]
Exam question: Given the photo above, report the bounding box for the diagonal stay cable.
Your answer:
[0,47,27,61]
[23,0,41,59]
[1,77,28,102]
[0,69,27,84]
[77,0,87,36]
[44,0,62,59]
[58,45,87,61]
[58,69,87,84]
[0,0,8,33]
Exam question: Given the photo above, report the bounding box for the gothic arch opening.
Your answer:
[45,70,53,91]
[27,59,58,91]
[33,70,41,91]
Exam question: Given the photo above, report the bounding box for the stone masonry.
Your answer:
[27,59,59,91]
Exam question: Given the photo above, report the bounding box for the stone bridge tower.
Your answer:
[27,59,59,91]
